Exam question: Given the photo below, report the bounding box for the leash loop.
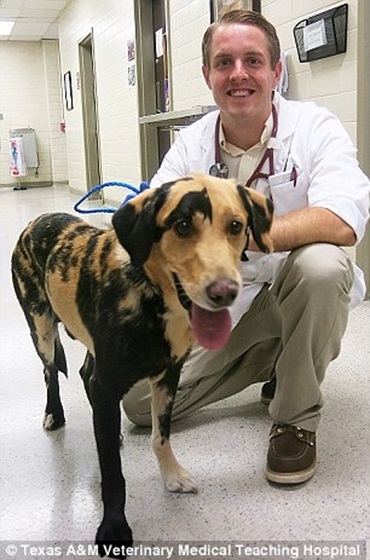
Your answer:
[73,181,150,214]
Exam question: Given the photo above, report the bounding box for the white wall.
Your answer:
[169,0,213,109]
[0,40,67,187]
[57,0,218,199]
[262,0,359,144]
[58,0,140,197]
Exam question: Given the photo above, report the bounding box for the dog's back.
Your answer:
[12,213,91,310]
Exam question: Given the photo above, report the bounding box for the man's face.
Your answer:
[202,23,282,124]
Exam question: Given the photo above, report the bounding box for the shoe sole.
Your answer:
[265,459,317,485]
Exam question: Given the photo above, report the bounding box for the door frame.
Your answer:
[134,0,172,181]
[79,31,102,194]
[356,0,370,298]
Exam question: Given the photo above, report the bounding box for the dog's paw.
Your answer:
[43,409,65,430]
[96,542,131,560]
[95,513,133,559]
[164,468,198,494]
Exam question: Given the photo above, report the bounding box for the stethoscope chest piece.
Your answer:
[209,162,229,179]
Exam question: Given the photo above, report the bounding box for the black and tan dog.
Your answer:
[11,174,273,558]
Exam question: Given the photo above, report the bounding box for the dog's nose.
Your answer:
[206,279,239,307]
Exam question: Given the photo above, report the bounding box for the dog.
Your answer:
[11,174,273,558]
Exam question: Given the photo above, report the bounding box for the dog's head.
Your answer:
[112,174,273,349]
[113,174,273,267]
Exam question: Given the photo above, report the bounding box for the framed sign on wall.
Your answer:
[63,71,74,111]
[210,0,261,22]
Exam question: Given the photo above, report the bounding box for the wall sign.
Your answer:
[63,71,73,111]
[210,0,261,22]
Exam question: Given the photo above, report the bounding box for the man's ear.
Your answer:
[112,188,168,267]
[273,59,283,89]
[237,185,274,254]
[202,64,211,90]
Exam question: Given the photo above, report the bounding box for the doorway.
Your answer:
[79,32,101,193]
[134,0,172,181]
[357,0,370,297]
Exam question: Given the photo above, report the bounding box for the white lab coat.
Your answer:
[151,92,370,326]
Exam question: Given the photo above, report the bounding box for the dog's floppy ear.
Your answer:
[112,186,169,267]
[237,185,274,254]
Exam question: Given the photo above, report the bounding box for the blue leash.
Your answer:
[73,181,150,215]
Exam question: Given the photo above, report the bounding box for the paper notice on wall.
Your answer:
[127,39,135,62]
[155,28,163,58]
[128,64,135,88]
[303,19,327,52]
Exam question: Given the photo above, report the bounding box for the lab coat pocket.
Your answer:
[268,170,307,217]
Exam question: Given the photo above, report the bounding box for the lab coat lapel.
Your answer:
[198,109,219,172]
[274,93,302,172]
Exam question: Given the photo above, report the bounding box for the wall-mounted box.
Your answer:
[293,4,348,63]
[9,127,38,167]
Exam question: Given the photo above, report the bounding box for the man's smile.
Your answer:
[228,88,256,97]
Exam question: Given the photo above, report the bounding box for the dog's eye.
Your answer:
[173,219,192,238]
[228,220,244,235]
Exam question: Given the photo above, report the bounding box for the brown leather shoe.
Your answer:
[266,424,317,484]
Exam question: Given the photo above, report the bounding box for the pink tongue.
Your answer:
[191,303,232,350]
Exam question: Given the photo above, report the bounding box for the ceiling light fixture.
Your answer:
[0,21,15,36]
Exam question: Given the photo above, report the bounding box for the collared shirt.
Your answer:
[219,111,274,185]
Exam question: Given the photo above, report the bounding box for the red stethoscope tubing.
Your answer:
[214,104,278,187]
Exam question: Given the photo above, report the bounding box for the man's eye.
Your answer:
[228,220,244,235]
[215,58,231,68]
[174,219,192,237]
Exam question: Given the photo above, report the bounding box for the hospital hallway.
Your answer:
[0,184,369,559]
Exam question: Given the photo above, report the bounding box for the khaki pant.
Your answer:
[123,244,354,432]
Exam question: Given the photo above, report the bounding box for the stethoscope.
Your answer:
[209,104,278,187]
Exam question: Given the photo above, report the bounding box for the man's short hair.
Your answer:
[202,9,281,69]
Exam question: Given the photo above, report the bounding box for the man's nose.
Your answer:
[230,60,248,81]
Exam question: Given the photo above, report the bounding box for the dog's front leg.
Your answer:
[90,378,133,559]
[149,364,198,494]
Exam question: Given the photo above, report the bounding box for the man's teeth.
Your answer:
[230,90,252,96]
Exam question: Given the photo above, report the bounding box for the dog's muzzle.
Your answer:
[206,278,239,308]
[172,273,235,351]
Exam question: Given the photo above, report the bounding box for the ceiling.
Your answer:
[0,0,69,41]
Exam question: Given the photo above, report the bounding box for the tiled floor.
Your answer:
[1,184,369,560]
